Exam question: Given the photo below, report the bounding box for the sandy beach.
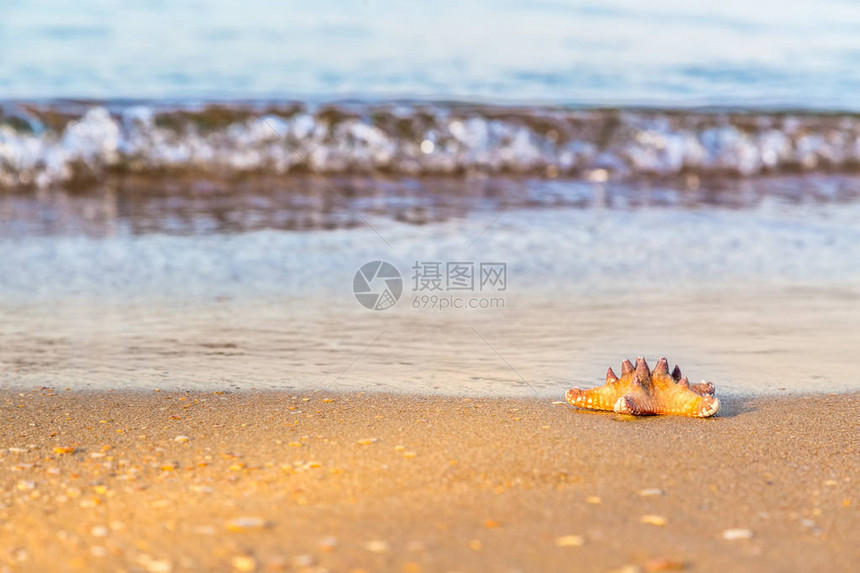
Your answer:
[1,389,856,572]
[4,2,860,572]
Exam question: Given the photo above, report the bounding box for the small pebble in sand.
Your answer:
[192,525,216,535]
[586,496,602,504]
[609,566,642,573]
[365,540,390,553]
[264,556,289,570]
[639,515,668,526]
[403,451,417,458]
[138,555,172,573]
[90,525,108,537]
[231,555,257,572]
[319,536,338,552]
[356,438,379,445]
[174,435,190,443]
[800,519,822,535]
[16,480,36,491]
[638,488,665,497]
[644,558,686,571]
[482,519,501,529]
[468,539,483,551]
[225,517,267,532]
[53,446,75,455]
[394,445,406,451]
[555,535,585,547]
[824,479,838,486]
[292,555,315,567]
[722,528,754,540]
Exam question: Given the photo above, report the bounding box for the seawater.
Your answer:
[1,0,859,108]
[2,0,860,397]
[1,192,860,396]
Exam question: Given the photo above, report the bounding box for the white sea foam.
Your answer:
[3,104,860,188]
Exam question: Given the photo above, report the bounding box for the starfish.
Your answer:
[565,357,720,417]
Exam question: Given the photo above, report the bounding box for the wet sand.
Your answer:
[0,389,856,572]
[3,284,860,396]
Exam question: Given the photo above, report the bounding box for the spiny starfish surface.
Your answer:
[566,357,720,417]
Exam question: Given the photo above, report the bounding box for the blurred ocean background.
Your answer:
[2,0,860,107]
[3,0,860,188]
[1,0,860,396]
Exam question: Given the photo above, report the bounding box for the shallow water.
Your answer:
[3,174,860,237]
[3,0,860,397]
[1,181,859,396]
[2,284,859,397]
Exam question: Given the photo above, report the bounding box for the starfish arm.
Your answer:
[566,384,623,412]
[691,381,715,397]
[613,392,659,415]
[696,396,720,417]
[664,387,721,417]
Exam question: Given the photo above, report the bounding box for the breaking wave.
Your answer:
[3,101,860,188]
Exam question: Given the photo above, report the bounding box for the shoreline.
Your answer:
[2,382,858,401]
[3,282,860,397]
[1,389,856,572]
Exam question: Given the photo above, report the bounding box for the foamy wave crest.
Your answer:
[3,102,860,187]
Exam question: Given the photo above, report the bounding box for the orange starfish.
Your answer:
[565,357,720,417]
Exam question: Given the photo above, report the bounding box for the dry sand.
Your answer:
[0,389,857,572]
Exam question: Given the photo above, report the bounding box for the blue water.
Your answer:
[2,0,860,109]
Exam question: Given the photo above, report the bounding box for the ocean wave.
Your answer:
[2,102,860,188]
